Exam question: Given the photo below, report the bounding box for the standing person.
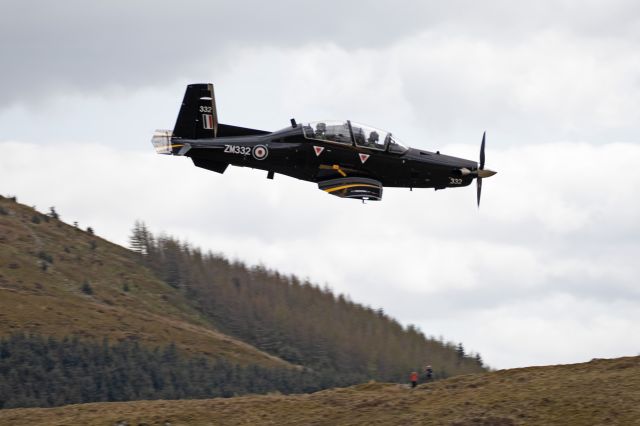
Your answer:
[410,371,418,388]
[424,365,433,381]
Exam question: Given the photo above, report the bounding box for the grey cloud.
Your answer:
[0,0,435,106]
[2,0,640,108]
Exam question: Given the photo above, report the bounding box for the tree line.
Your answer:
[0,334,334,409]
[129,222,486,384]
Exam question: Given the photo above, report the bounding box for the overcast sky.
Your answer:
[1,0,639,369]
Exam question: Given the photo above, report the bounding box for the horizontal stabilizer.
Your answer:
[192,158,229,174]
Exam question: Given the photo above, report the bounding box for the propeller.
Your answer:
[476,131,496,207]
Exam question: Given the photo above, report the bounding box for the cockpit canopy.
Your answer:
[302,120,408,154]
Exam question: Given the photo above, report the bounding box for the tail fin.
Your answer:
[173,83,218,140]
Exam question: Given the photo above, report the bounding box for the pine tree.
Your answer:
[129,221,153,256]
[474,353,483,367]
[456,343,465,360]
[48,206,60,220]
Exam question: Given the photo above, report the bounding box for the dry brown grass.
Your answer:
[0,198,289,367]
[1,356,639,425]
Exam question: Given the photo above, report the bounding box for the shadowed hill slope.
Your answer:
[2,356,638,425]
[0,196,288,367]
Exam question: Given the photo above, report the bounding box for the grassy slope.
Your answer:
[1,356,638,426]
[0,198,289,367]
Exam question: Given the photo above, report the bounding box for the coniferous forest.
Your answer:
[129,222,485,383]
[0,334,327,409]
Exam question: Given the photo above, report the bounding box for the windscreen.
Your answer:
[303,121,352,144]
[350,122,390,151]
[388,135,408,154]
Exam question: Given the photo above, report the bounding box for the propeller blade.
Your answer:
[479,131,486,170]
[477,177,483,207]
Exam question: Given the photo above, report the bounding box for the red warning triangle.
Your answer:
[314,146,325,156]
[359,153,370,164]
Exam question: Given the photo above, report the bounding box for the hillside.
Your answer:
[131,224,486,383]
[0,196,287,367]
[2,356,638,425]
[0,195,486,408]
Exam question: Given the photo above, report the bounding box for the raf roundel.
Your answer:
[252,144,269,160]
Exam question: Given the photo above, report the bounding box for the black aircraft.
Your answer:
[152,83,496,204]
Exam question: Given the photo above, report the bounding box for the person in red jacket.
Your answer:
[410,371,418,388]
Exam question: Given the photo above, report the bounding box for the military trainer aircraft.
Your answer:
[152,83,496,204]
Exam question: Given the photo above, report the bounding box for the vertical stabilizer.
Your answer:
[172,83,218,140]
